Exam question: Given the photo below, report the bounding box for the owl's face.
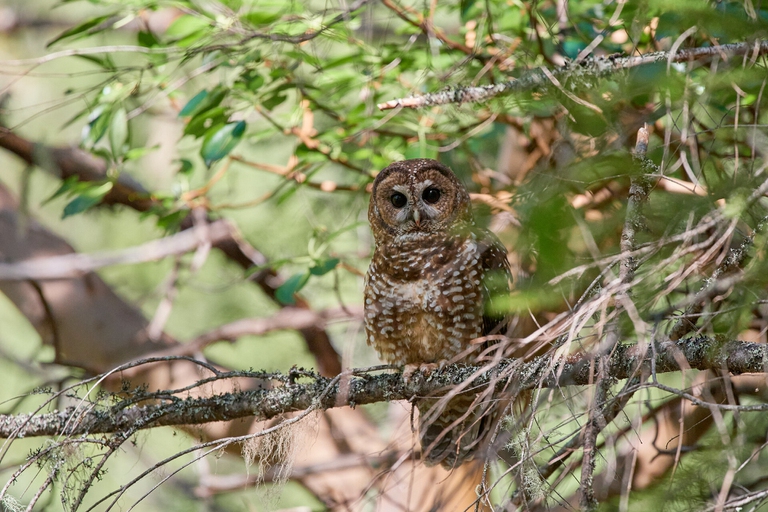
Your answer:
[369,159,473,243]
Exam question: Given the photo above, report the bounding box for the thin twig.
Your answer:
[580,127,653,510]
[144,307,361,359]
[668,216,767,340]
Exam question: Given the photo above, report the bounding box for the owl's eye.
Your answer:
[390,192,407,208]
[422,187,441,204]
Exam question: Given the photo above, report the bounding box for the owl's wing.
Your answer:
[477,229,512,337]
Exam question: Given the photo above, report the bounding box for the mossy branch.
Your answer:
[1,335,766,439]
[378,41,768,110]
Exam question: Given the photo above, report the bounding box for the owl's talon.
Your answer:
[403,362,444,384]
[402,364,419,385]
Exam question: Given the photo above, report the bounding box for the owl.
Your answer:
[364,158,511,468]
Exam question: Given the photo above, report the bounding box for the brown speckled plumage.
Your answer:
[364,159,511,468]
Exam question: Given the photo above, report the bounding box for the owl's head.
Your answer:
[369,159,473,243]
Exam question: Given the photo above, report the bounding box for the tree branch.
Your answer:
[378,41,768,110]
[0,127,343,376]
[2,336,766,439]
[141,306,361,359]
[0,219,233,280]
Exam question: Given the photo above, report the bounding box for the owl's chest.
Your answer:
[364,236,485,363]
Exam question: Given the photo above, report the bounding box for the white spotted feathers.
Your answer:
[364,159,512,468]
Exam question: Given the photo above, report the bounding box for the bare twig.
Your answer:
[668,216,766,340]
[144,307,361,359]
[580,127,653,510]
[0,46,179,67]
[194,451,402,496]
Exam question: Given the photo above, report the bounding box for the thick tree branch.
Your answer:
[378,41,768,110]
[0,219,233,279]
[2,336,766,439]
[0,127,342,376]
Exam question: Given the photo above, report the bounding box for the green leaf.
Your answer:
[275,272,310,305]
[177,31,208,48]
[178,158,194,175]
[72,53,116,71]
[124,145,159,161]
[262,93,287,110]
[404,142,437,160]
[309,258,340,276]
[166,14,211,40]
[184,106,227,137]
[83,105,112,148]
[200,121,246,166]
[44,176,81,205]
[294,143,326,163]
[62,182,113,218]
[460,0,479,23]
[240,11,282,26]
[276,183,300,204]
[47,15,113,47]
[323,54,360,70]
[109,107,128,157]
[137,30,160,48]
[156,210,189,231]
[235,70,265,92]
[180,87,226,122]
[179,90,209,117]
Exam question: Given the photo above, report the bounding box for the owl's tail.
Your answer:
[418,394,499,469]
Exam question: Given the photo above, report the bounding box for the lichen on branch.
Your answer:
[1,335,766,440]
[378,41,768,110]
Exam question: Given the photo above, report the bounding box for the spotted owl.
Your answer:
[364,158,511,468]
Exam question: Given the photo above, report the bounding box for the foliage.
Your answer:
[0,0,768,510]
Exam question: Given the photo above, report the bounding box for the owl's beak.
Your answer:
[412,209,421,226]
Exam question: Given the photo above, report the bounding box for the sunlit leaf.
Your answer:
[44,176,82,205]
[240,11,282,26]
[166,14,211,40]
[124,145,159,161]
